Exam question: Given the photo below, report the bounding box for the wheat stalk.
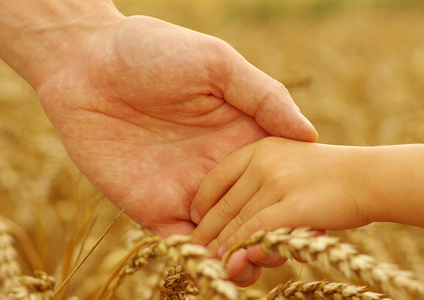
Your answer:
[223,228,424,297]
[267,279,391,300]
[240,288,267,300]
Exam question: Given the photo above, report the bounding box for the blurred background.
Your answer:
[1,0,424,299]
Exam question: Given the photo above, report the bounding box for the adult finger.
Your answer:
[208,40,318,142]
[148,220,196,237]
[246,244,288,268]
[225,248,262,287]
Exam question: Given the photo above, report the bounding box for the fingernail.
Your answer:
[190,208,201,224]
[218,245,227,258]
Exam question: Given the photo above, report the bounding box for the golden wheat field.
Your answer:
[1,0,424,299]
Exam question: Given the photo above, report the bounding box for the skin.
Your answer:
[190,137,424,285]
[0,3,317,237]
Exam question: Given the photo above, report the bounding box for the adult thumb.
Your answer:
[215,45,318,142]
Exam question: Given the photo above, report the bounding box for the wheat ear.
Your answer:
[163,235,239,300]
[159,265,199,300]
[267,279,391,300]
[103,234,239,300]
[224,228,424,296]
[8,270,55,300]
[102,236,162,300]
[124,223,153,250]
[0,219,21,294]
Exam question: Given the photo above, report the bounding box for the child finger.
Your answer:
[190,172,259,246]
[190,144,254,225]
[217,202,300,259]
[212,188,281,249]
[246,230,325,265]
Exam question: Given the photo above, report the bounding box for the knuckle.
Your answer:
[266,172,286,189]
[207,239,220,255]
[202,37,234,74]
[266,79,290,100]
[192,226,210,246]
[212,161,230,182]
[234,214,245,229]
[221,215,263,250]
[234,209,250,229]
[222,234,237,251]
[254,159,271,176]
[275,80,289,95]
[243,215,263,237]
[214,195,232,219]
[249,158,275,182]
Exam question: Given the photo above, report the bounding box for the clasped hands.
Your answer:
[36,15,317,286]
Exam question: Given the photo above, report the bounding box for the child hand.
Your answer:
[190,137,372,247]
[189,137,374,284]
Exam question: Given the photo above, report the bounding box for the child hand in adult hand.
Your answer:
[0,1,318,237]
[190,137,424,285]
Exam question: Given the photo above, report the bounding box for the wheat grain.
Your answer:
[8,270,55,300]
[134,272,163,300]
[103,234,239,300]
[106,236,162,299]
[267,279,391,300]
[124,223,153,250]
[159,265,198,300]
[122,222,164,299]
[224,228,424,297]
[0,218,21,294]
[161,236,240,300]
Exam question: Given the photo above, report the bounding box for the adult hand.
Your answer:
[0,4,317,236]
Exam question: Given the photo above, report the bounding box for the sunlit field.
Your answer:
[1,0,424,299]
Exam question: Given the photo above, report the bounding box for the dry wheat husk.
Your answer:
[163,236,239,300]
[104,236,163,299]
[124,223,153,251]
[122,223,165,299]
[102,235,239,300]
[8,270,56,300]
[267,279,391,300]
[0,218,21,294]
[224,228,424,297]
[160,265,200,300]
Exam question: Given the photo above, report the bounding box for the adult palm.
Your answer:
[37,16,317,236]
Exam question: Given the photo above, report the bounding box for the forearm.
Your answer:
[0,0,122,90]
[362,144,424,227]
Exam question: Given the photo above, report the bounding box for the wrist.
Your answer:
[0,0,124,91]
[360,144,424,227]
[349,147,384,224]
[336,146,380,226]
